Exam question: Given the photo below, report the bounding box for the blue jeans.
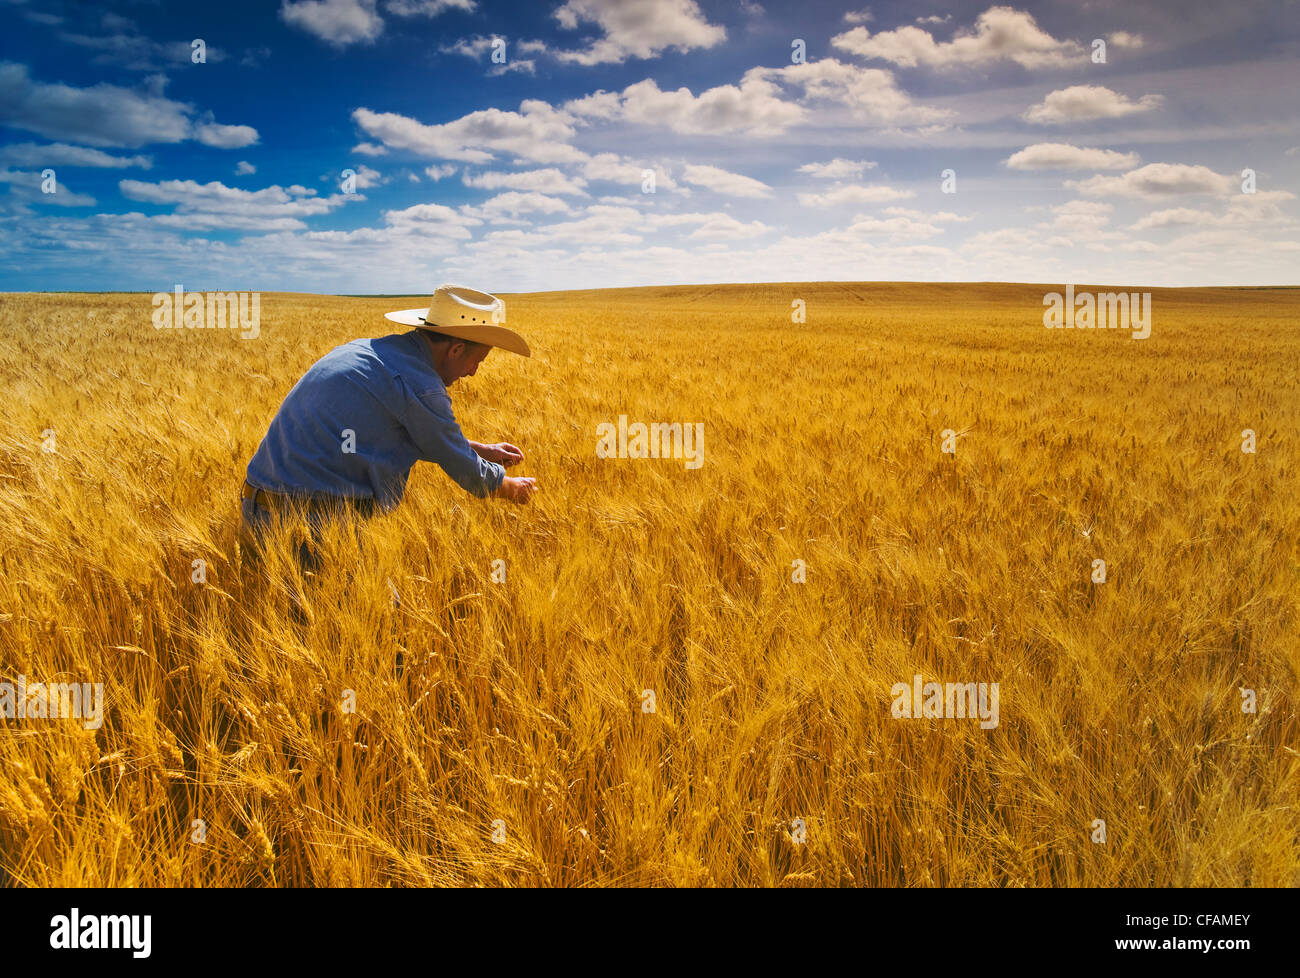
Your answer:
[239,493,400,637]
[239,494,377,628]
[239,496,326,574]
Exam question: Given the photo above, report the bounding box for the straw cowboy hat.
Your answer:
[385,284,530,357]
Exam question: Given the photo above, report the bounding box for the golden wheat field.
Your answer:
[1,282,1297,887]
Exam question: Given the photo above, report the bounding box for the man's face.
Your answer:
[445,341,491,385]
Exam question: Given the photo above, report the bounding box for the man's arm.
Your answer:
[468,441,536,502]
[401,385,537,504]
[469,440,524,467]
[402,387,505,497]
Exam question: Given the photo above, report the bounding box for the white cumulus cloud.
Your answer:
[1066,163,1237,198]
[0,142,151,168]
[352,100,585,164]
[1004,143,1140,170]
[280,0,385,46]
[568,75,804,136]
[833,7,1084,69]
[797,184,914,207]
[1023,86,1164,124]
[552,0,725,65]
[0,62,257,149]
[680,163,772,198]
[798,158,877,179]
[462,167,588,195]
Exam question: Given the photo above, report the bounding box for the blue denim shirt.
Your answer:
[246,330,505,510]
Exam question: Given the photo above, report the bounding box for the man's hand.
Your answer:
[494,476,538,504]
[473,442,524,467]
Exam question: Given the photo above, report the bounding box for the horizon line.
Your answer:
[3,280,1298,297]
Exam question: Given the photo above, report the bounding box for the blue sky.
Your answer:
[1,0,1297,292]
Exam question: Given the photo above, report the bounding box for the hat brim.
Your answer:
[385,307,431,327]
[385,308,531,357]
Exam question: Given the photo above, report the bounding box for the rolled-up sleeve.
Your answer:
[402,383,505,498]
